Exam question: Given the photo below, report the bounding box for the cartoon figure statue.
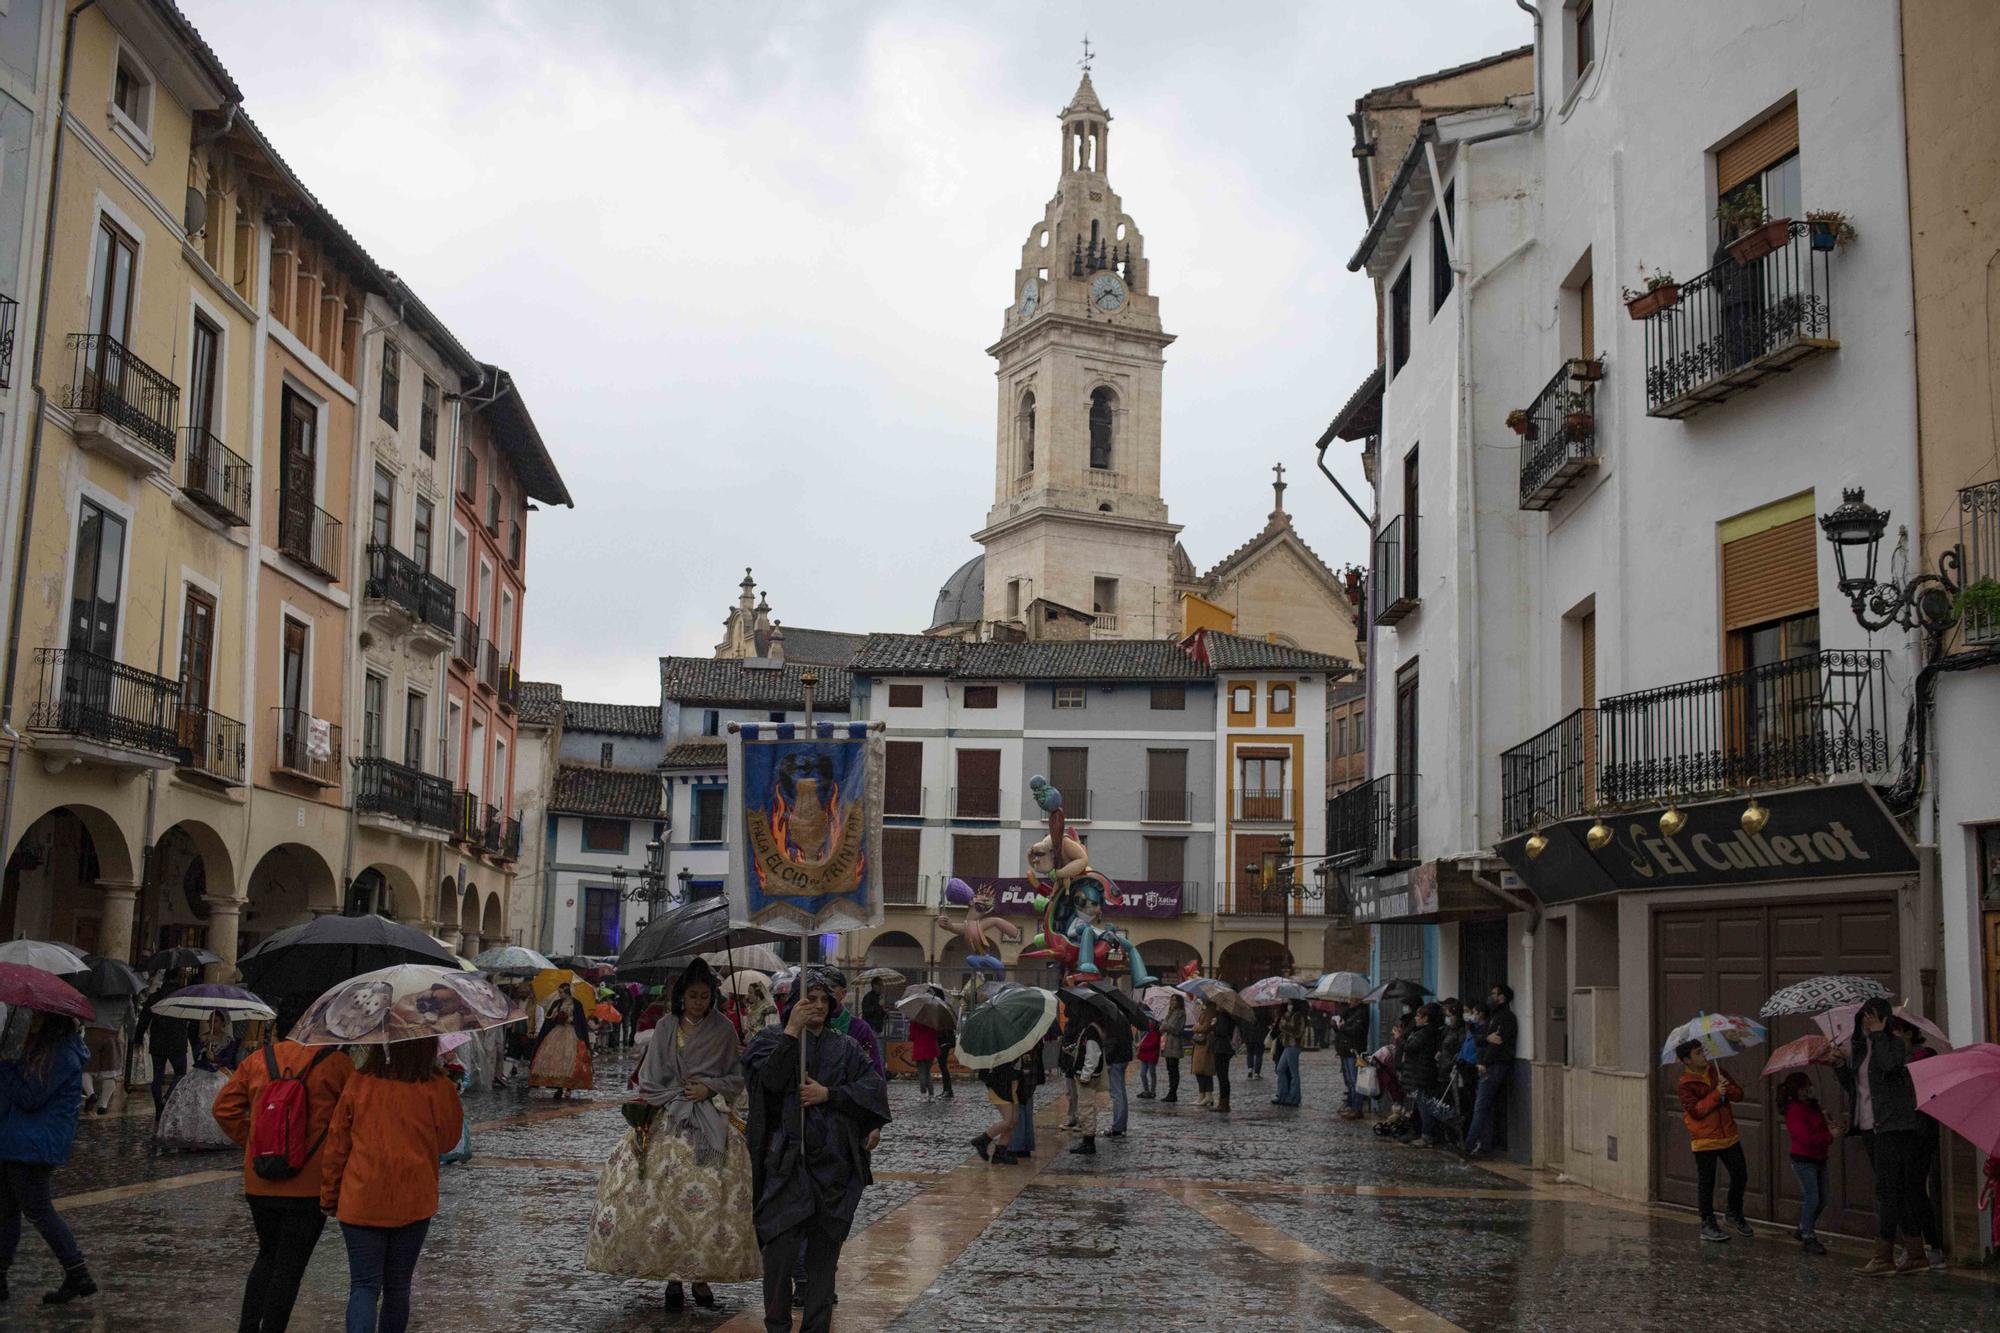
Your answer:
[938,877,1023,968]
[1020,775,1159,988]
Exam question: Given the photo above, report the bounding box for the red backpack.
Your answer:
[250,1045,334,1181]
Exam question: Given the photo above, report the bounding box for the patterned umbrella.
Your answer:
[471,945,554,977]
[1177,976,1254,1022]
[152,983,276,1023]
[291,964,526,1046]
[0,962,94,1021]
[1312,971,1373,1001]
[958,986,1058,1070]
[1760,1033,1839,1078]
[1659,1012,1767,1066]
[1241,977,1310,1008]
[1759,975,1892,1018]
[1813,1003,1951,1051]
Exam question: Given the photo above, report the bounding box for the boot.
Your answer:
[1069,1137,1096,1155]
[1894,1243,1927,1276]
[1857,1238,1899,1276]
[42,1264,95,1306]
[969,1133,991,1161]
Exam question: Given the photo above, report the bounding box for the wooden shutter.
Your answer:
[1580,613,1597,708]
[1717,102,1799,194]
[1047,748,1089,808]
[1721,515,1818,631]
[884,741,923,816]
[951,834,1000,878]
[1579,271,1595,359]
[1144,836,1185,883]
[888,683,923,708]
[882,827,921,894]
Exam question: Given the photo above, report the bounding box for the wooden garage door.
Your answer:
[1652,897,1897,1235]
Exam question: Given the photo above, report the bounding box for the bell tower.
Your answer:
[974,67,1179,641]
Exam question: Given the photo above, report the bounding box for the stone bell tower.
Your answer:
[974,70,1180,641]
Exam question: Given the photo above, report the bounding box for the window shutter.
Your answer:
[1721,515,1818,631]
[884,741,923,815]
[1717,102,1799,195]
[882,827,921,892]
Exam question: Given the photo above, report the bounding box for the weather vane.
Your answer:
[1080,34,1094,74]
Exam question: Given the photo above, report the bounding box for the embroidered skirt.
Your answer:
[531,1035,593,1091]
[584,1120,761,1282]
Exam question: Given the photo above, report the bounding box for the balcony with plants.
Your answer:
[1960,479,2000,646]
[1513,356,1602,510]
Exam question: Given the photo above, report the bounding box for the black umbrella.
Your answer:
[237,914,457,1001]
[76,955,145,999]
[1085,980,1152,1030]
[140,946,223,974]
[1361,977,1433,1007]
[1059,984,1126,1032]
[616,897,789,982]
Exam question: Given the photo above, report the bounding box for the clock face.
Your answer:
[1090,272,1126,312]
[1018,279,1039,316]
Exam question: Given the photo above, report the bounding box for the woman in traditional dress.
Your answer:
[585,959,759,1311]
[744,981,778,1035]
[529,994,592,1098]
[154,1013,240,1151]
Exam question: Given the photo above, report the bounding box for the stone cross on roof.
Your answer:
[1272,461,1288,513]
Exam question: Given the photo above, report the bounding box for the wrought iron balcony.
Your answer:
[354,756,456,830]
[364,544,426,621]
[951,786,1004,820]
[1596,649,1890,806]
[63,333,180,462]
[274,707,341,785]
[1961,479,1999,646]
[28,647,183,761]
[1328,772,1419,867]
[502,815,523,861]
[0,293,19,388]
[450,789,482,844]
[477,639,500,692]
[1642,221,1837,419]
[180,428,252,526]
[277,493,343,580]
[1216,883,1319,918]
[1499,708,1593,837]
[498,659,519,712]
[177,706,245,784]
[1141,789,1193,822]
[1234,787,1291,822]
[1029,788,1091,821]
[884,786,927,818]
[482,804,503,854]
[882,871,929,907]
[1371,516,1417,625]
[1518,362,1599,510]
[454,614,479,666]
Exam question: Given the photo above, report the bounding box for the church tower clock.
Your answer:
[973,71,1180,640]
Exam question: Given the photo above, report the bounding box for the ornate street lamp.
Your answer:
[1818,486,1961,639]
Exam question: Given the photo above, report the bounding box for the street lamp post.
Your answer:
[1819,486,1961,649]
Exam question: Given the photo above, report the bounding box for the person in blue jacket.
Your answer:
[0,1011,95,1305]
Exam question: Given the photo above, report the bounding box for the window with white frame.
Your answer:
[111,48,153,142]
[1053,686,1086,710]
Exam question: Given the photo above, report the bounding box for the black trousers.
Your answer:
[1694,1142,1747,1223]
[1872,1129,1929,1243]
[762,1217,845,1333]
[1214,1056,1233,1107]
[1165,1058,1180,1099]
[239,1195,328,1333]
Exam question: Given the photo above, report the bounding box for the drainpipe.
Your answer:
[0,0,102,885]
[191,99,239,147]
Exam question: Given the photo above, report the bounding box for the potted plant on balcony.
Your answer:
[1718,185,1793,266]
[1505,407,1531,435]
[1567,353,1606,383]
[1805,209,1856,252]
[1958,577,2000,631]
[1557,389,1594,439]
[1623,268,1678,320]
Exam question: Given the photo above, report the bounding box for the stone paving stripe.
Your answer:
[1177,1185,1469,1333]
[59,1168,236,1211]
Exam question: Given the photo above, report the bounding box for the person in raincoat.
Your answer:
[743,968,890,1333]
[0,1012,95,1305]
[586,959,759,1311]
[530,993,592,1097]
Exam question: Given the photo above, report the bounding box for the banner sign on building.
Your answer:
[1495,781,1917,904]
[984,877,1186,919]
[727,723,884,934]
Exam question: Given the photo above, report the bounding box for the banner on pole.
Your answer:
[726,723,884,934]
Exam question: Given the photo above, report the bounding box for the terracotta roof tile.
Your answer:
[551,765,661,819]
[662,739,727,770]
[658,657,851,711]
[1197,630,1354,675]
[516,680,563,727]
[562,700,661,736]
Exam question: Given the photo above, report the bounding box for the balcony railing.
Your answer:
[0,293,17,387]
[354,756,456,830]
[1091,612,1120,634]
[478,639,500,692]
[28,648,183,757]
[277,494,343,580]
[1518,362,1599,510]
[1596,650,1890,806]
[1141,789,1193,822]
[498,659,519,712]
[1642,221,1836,419]
[450,789,482,844]
[418,574,455,637]
[63,333,180,458]
[951,786,1003,820]
[1961,479,1999,646]
[1328,772,1419,867]
[1499,708,1592,838]
[180,428,253,525]
[502,815,523,861]
[1217,884,1315,918]
[1234,787,1291,822]
[1371,515,1417,625]
[454,614,480,666]
[1031,788,1091,821]
[884,786,927,818]
[274,707,341,785]
[177,706,245,783]
[482,804,503,854]
[365,544,425,619]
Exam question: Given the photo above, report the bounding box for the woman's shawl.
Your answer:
[741,1025,891,1245]
[636,1008,744,1161]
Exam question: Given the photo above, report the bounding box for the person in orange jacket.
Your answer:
[213,1029,355,1332]
[320,1037,463,1333]
[1676,1038,1751,1244]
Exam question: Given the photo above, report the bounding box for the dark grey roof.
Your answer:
[1199,631,1354,676]
[931,554,985,628]
[516,680,563,727]
[551,765,661,819]
[659,657,851,711]
[562,700,661,737]
[1349,122,1435,272]
[958,640,1211,681]
[662,739,727,770]
[773,627,868,667]
[1357,43,1534,101]
[850,634,964,676]
[474,365,572,507]
[1321,366,1384,446]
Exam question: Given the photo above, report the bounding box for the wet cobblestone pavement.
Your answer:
[8,1055,1997,1331]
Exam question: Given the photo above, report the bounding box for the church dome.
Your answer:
[931,554,985,629]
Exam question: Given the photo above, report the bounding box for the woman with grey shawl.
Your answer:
[584,959,760,1309]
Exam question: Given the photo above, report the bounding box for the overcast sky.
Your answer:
[184,0,1533,703]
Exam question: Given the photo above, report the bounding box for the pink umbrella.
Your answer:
[1906,1043,2000,1158]
[0,961,95,1021]
[1813,1003,1951,1052]
[1761,1033,1839,1079]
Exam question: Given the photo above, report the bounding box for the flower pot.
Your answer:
[1808,218,1839,252]
[1505,412,1530,436]
[1626,284,1679,320]
[1563,410,1594,437]
[1568,357,1605,383]
[1727,217,1793,267]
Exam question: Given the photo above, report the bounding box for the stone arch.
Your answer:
[863,930,927,980]
[459,885,480,955]
[1016,389,1036,473]
[480,892,503,948]
[243,841,339,951]
[4,798,136,886]
[1087,385,1116,471]
[137,818,237,964]
[1136,935,1201,981]
[1217,937,1292,989]
[346,861,419,922]
[1,804,136,952]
